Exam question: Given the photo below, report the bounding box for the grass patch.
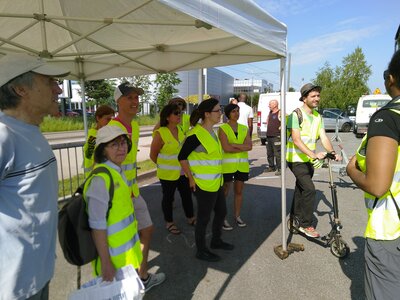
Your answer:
[41,115,158,132]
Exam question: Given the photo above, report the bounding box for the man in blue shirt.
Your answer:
[0,53,69,300]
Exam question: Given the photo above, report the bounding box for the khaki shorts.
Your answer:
[132,194,153,230]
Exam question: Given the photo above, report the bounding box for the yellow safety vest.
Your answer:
[83,163,143,274]
[187,124,223,192]
[219,123,249,173]
[108,119,140,197]
[286,108,322,163]
[155,126,184,180]
[83,128,97,173]
[179,113,191,135]
[356,109,400,240]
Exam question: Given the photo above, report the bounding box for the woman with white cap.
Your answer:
[83,125,142,281]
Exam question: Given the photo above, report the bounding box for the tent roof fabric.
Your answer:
[0,0,287,80]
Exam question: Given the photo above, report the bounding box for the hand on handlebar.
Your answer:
[311,158,324,169]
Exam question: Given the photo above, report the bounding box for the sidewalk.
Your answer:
[51,133,366,299]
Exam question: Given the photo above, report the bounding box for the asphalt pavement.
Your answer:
[51,132,367,300]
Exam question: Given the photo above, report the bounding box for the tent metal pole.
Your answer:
[198,68,203,104]
[77,59,88,138]
[280,57,287,252]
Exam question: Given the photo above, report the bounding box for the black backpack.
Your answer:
[58,166,114,266]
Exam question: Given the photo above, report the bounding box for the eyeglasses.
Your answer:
[383,70,390,81]
[107,139,128,150]
[211,108,222,113]
[172,111,182,116]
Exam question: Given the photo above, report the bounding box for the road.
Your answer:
[50,132,368,300]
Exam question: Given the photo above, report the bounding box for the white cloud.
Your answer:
[290,26,379,66]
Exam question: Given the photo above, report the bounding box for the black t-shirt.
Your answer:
[367,109,400,143]
[178,135,201,160]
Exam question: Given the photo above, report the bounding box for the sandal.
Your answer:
[167,223,181,235]
[187,218,197,226]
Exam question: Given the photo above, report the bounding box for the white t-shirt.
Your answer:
[237,102,254,127]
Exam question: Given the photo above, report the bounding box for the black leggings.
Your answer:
[193,186,227,251]
[160,175,194,222]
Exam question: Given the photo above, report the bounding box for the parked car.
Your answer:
[322,110,353,132]
[65,109,80,117]
[72,109,93,117]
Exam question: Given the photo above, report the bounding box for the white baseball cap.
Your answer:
[114,82,144,102]
[96,125,128,148]
[0,53,70,87]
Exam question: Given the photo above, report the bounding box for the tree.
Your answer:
[154,73,181,111]
[314,47,371,110]
[84,79,115,109]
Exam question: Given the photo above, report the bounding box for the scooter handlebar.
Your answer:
[325,152,336,160]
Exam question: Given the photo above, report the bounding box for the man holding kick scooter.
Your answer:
[286,83,341,238]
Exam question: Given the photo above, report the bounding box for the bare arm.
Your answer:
[218,129,242,153]
[91,230,115,281]
[319,128,341,161]
[149,131,163,163]
[233,129,252,151]
[347,136,397,197]
[247,118,253,136]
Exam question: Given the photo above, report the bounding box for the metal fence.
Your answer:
[52,141,86,202]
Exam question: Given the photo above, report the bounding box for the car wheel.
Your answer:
[341,123,351,132]
[261,138,266,145]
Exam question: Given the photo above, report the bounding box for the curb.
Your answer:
[137,137,261,182]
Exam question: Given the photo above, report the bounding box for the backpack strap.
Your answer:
[81,166,115,219]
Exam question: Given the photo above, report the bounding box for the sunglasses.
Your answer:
[383,70,390,81]
[172,111,181,116]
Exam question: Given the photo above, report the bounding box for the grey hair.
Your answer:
[0,71,35,110]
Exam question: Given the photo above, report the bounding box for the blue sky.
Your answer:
[218,0,400,94]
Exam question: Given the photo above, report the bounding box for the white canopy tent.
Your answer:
[0,0,293,256]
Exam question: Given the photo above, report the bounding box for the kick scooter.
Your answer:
[287,152,350,258]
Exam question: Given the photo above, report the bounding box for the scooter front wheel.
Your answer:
[330,239,349,258]
[287,217,300,234]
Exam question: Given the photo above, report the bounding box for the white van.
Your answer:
[354,94,392,138]
[257,92,301,145]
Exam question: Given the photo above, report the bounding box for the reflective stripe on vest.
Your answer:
[219,123,249,173]
[155,127,184,180]
[83,164,143,273]
[356,105,400,240]
[108,119,140,197]
[286,108,322,163]
[187,124,223,192]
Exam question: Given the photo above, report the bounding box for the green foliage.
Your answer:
[251,93,260,108]
[154,73,181,112]
[40,116,94,132]
[40,115,158,132]
[314,47,371,110]
[84,79,116,108]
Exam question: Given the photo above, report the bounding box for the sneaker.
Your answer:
[142,273,166,292]
[275,169,281,176]
[299,226,320,238]
[236,216,247,227]
[222,219,233,231]
[196,249,221,262]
